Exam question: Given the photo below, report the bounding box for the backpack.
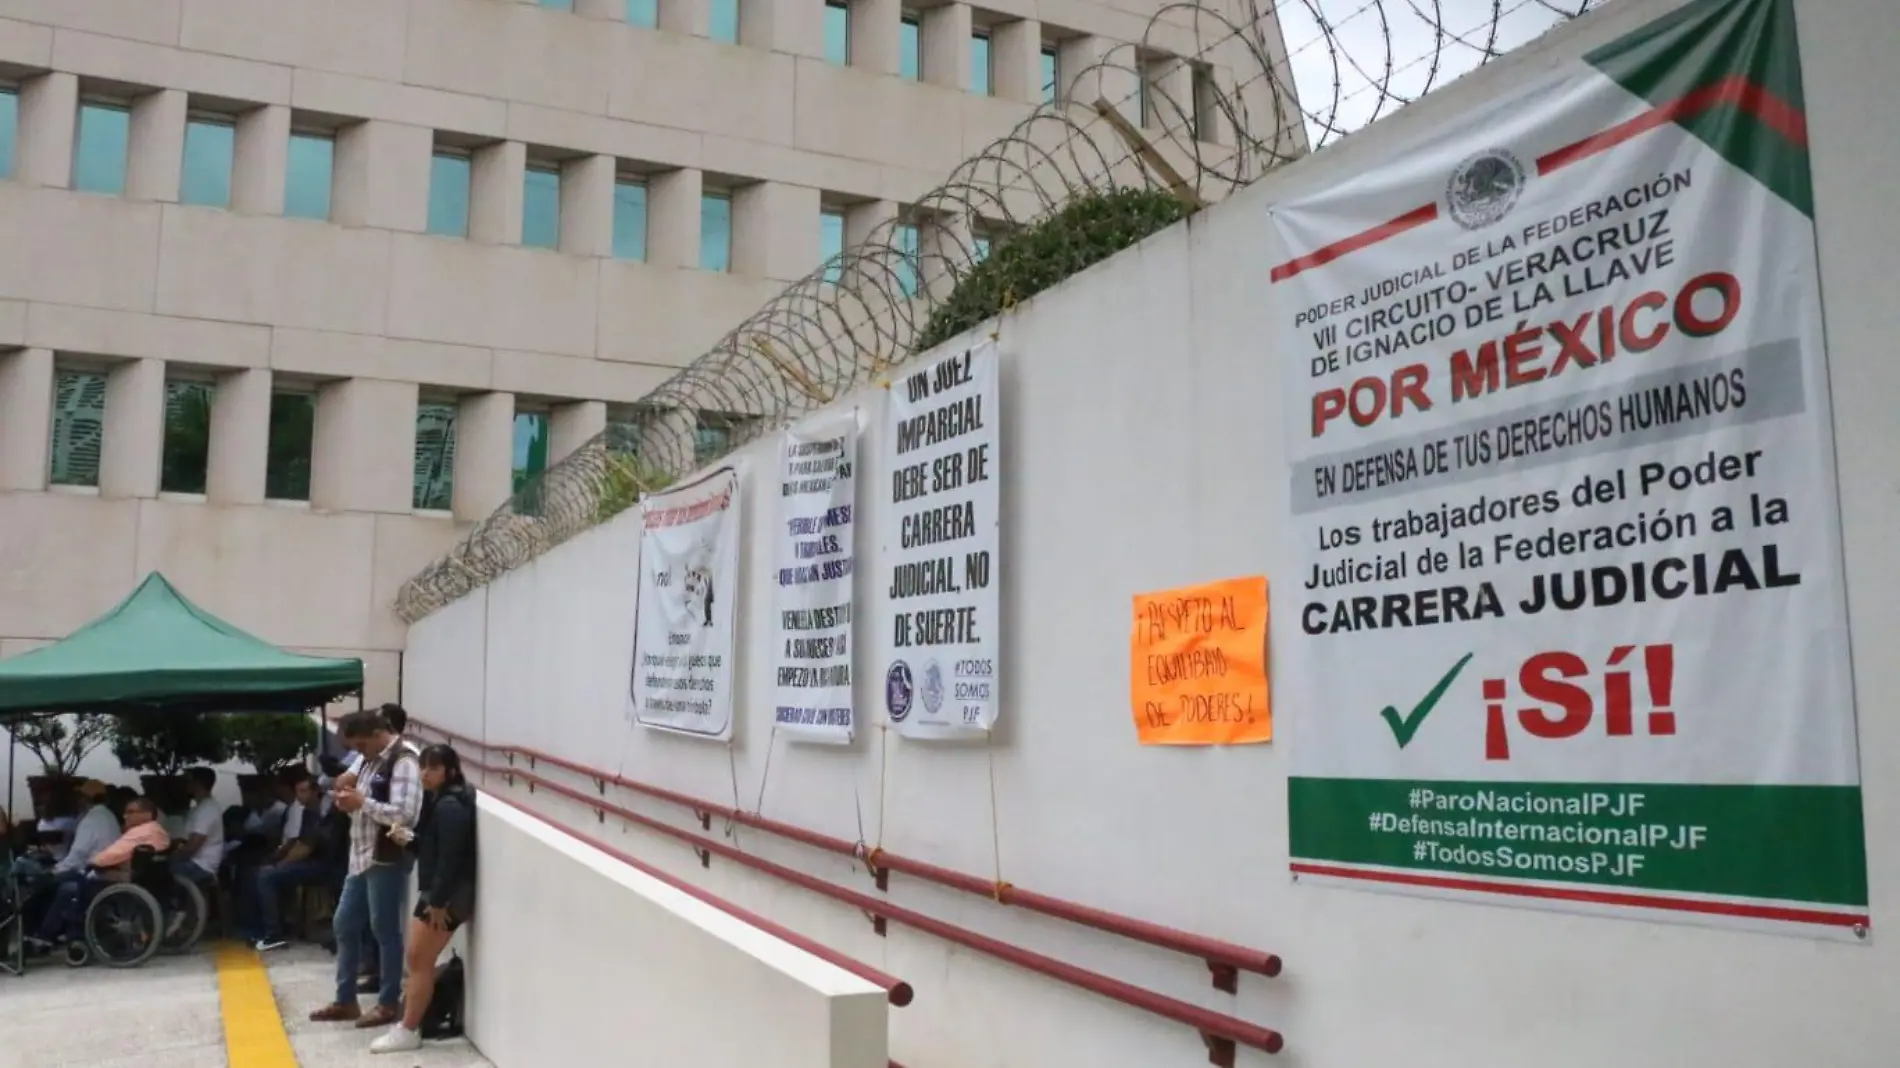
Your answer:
[419,953,465,1040]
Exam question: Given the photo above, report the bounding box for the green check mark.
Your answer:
[1380,652,1474,749]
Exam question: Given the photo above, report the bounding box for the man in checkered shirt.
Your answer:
[308,706,421,1031]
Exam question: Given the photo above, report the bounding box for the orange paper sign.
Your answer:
[1130,576,1271,746]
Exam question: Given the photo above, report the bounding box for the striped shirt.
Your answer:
[347,736,422,876]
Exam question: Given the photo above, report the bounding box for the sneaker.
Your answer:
[254,938,289,952]
[369,1026,422,1054]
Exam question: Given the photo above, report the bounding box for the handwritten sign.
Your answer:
[1130,577,1271,746]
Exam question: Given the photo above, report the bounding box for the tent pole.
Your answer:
[5,726,15,822]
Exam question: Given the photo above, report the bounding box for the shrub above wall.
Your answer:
[916,188,1193,353]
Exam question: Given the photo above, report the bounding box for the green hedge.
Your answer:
[916,187,1191,353]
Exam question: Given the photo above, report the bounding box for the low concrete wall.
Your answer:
[464,791,890,1068]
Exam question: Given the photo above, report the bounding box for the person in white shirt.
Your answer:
[52,781,120,878]
[169,767,226,884]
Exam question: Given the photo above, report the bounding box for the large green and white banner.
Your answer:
[1272,0,1868,939]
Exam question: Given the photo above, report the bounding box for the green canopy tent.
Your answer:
[0,572,363,716]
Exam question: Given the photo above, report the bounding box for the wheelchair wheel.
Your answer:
[85,883,162,969]
[64,940,91,968]
[160,875,207,955]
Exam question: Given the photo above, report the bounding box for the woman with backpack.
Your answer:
[370,744,477,1054]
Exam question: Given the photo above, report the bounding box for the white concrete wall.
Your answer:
[402,1,1900,1065]
[467,789,889,1068]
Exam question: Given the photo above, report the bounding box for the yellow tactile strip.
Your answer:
[213,940,300,1068]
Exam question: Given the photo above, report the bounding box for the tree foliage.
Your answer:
[597,451,676,523]
[916,188,1192,353]
[222,712,316,774]
[108,713,231,775]
[1,713,114,777]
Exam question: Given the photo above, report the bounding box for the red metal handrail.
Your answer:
[411,719,1282,990]
[467,753,1285,1061]
[480,784,913,1008]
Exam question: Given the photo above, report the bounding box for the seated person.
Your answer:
[169,767,226,887]
[245,771,350,951]
[52,781,121,881]
[27,797,170,950]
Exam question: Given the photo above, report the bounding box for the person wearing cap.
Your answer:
[51,781,120,878]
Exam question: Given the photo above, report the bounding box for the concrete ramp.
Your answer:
[465,791,890,1068]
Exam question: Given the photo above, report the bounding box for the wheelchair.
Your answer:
[70,845,208,968]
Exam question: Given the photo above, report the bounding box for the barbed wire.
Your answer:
[394,0,1603,623]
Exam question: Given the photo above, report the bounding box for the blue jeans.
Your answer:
[242,859,338,942]
[36,875,104,943]
[333,862,409,1009]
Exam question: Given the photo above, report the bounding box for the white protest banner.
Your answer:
[878,339,1000,738]
[629,467,742,741]
[772,413,860,744]
[1273,0,1868,939]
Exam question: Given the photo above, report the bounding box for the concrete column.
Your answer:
[645,407,698,475]
[452,391,514,520]
[99,358,164,499]
[743,0,821,56]
[333,120,433,232]
[848,0,898,75]
[550,400,607,464]
[919,212,970,301]
[17,72,76,188]
[843,198,896,290]
[1059,35,1138,124]
[991,19,1042,104]
[0,348,54,491]
[559,154,615,257]
[232,104,290,215]
[125,89,186,203]
[205,367,271,505]
[469,141,526,246]
[647,167,703,269]
[659,0,710,38]
[1147,56,1192,132]
[310,377,418,514]
[921,3,971,90]
[733,181,820,282]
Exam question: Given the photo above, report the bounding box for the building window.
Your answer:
[694,412,751,465]
[1191,63,1218,142]
[971,32,992,95]
[700,191,732,272]
[523,164,561,249]
[820,209,845,284]
[161,379,212,495]
[824,1,850,65]
[50,369,106,489]
[265,391,314,501]
[709,0,739,43]
[74,101,130,195]
[613,176,647,261]
[285,130,335,220]
[1137,62,1152,128]
[1040,45,1058,103]
[0,88,17,179]
[427,150,472,238]
[626,0,657,26]
[896,222,919,297]
[512,411,550,494]
[900,15,920,81]
[974,232,991,262]
[413,401,457,511]
[605,408,644,456]
[180,114,235,208]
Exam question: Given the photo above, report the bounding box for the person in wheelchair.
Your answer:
[26,797,169,953]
